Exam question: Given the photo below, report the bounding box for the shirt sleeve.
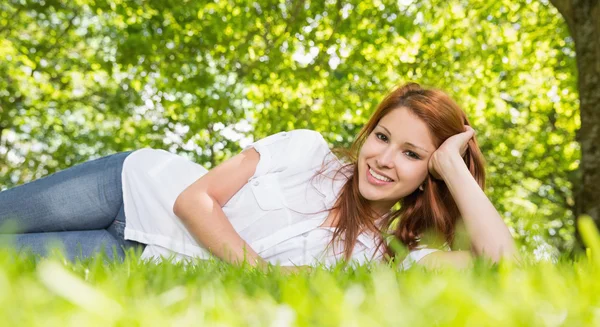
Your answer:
[244,129,329,179]
[400,248,441,270]
[400,241,451,270]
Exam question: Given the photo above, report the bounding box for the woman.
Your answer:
[0,83,517,269]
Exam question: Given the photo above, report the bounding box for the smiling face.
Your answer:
[357,107,437,214]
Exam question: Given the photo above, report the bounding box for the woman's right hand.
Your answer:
[275,265,313,274]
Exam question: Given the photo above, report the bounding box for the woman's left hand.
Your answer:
[428,125,475,180]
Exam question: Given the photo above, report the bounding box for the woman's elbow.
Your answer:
[173,190,215,220]
[173,192,191,218]
[475,242,519,264]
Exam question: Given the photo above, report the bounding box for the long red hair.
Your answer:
[327,82,486,260]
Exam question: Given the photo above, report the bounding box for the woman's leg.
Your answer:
[0,151,133,233]
[0,229,126,261]
[106,199,145,252]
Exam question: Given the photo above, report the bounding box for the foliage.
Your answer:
[0,0,578,257]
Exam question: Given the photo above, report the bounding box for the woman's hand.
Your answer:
[428,125,475,180]
[275,265,313,274]
[426,125,518,262]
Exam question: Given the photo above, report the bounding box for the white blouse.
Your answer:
[121,129,441,268]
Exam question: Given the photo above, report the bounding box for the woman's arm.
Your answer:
[437,153,517,261]
[420,126,517,268]
[173,148,268,267]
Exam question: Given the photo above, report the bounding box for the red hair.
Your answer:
[325,82,486,260]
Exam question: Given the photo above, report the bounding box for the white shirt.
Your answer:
[121,129,440,268]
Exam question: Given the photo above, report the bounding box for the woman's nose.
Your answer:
[376,147,395,168]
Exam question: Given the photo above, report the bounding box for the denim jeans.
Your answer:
[0,151,145,261]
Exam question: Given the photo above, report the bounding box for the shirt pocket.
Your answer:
[282,172,329,215]
[249,174,286,211]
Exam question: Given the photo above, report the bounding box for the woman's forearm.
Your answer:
[438,154,517,262]
[173,192,266,266]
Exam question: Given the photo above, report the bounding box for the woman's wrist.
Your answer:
[252,257,269,268]
[231,244,266,267]
[437,153,470,182]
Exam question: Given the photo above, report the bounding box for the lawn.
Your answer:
[2,218,599,327]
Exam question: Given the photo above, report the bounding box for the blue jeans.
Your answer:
[0,151,145,261]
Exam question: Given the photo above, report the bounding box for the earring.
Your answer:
[419,184,424,191]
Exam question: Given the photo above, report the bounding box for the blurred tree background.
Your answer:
[0,0,581,260]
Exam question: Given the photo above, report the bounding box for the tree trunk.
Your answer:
[549,0,600,251]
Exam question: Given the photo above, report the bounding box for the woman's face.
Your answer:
[357,107,437,213]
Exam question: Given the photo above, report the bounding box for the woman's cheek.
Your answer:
[361,139,378,157]
[400,161,428,182]
[416,163,429,181]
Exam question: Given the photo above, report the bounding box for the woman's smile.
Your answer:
[366,165,395,185]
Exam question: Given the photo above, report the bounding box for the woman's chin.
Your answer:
[358,184,385,202]
[359,182,414,204]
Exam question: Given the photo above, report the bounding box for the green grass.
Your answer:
[0,250,597,326]
[2,217,600,326]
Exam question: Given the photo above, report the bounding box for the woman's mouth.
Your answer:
[367,165,394,185]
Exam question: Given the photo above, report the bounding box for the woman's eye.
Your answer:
[405,151,421,160]
[375,132,388,142]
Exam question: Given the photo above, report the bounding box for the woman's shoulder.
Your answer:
[257,129,333,163]
[290,129,329,151]
[124,148,175,165]
[248,129,327,154]
[279,129,328,147]
[284,129,323,136]
[271,129,326,141]
[286,130,343,170]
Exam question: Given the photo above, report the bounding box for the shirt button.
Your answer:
[253,181,260,186]
[281,132,287,137]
